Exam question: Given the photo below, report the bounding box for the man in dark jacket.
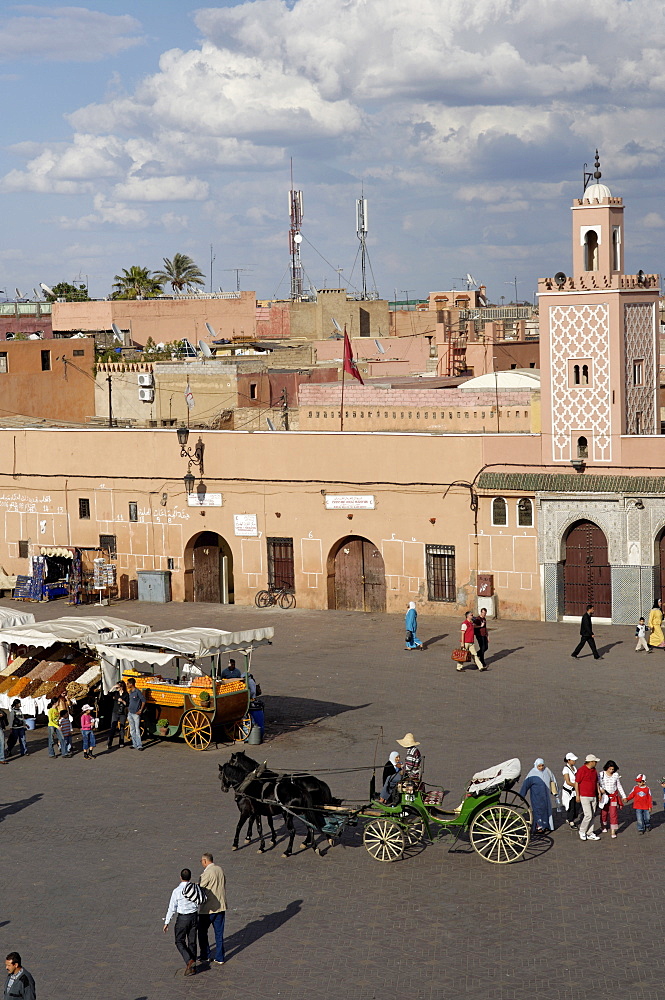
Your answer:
[571,605,602,659]
[4,952,36,999]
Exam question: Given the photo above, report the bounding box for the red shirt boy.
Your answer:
[625,777,653,811]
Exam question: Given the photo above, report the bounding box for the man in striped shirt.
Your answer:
[396,733,423,784]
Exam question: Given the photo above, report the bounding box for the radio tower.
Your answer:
[356,194,368,299]
[288,161,304,300]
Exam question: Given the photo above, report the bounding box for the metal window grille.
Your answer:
[41,349,51,371]
[18,540,29,559]
[426,544,455,602]
[99,534,117,558]
[267,537,295,591]
[78,497,90,519]
[0,353,7,374]
[128,502,138,522]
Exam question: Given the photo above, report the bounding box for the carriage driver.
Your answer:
[396,733,423,786]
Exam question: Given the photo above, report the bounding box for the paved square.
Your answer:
[1,598,664,1000]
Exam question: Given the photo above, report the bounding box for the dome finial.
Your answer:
[593,149,602,181]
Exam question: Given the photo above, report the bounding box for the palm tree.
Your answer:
[155,253,206,293]
[111,266,163,299]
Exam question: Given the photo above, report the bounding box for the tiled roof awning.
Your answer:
[477,472,665,494]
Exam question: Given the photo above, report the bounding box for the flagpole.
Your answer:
[340,360,346,432]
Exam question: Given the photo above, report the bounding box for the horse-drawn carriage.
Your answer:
[94,625,273,749]
[220,754,532,865]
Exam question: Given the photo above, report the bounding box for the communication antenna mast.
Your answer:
[289,160,304,301]
[355,188,378,299]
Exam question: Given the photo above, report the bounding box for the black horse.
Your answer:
[218,751,341,857]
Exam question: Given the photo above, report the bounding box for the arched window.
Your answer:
[492,497,508,526]
[573,364,580,385]
[577,436,588,459]
[584,230,599,271]
[517,498,533,527]
[582,364,589,385]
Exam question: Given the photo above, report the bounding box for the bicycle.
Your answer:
[254,583,296,609]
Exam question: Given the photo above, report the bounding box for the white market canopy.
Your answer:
[0,607,35,629]
[94,625,274,693]
[0,615,150,670]
[101,625,274,659]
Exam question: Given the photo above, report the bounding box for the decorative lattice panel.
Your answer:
[549,303,611,462]
[624,303,656,435]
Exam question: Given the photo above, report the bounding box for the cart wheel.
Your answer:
[470,804,530,864]
[182,710,212,750]
[123,720,147,744]
[405,818,427,846]
[499,789,533,824]
[363,819,405,862]
[224,713,253,743]
[255,590,272,608]
[279,591,296,609]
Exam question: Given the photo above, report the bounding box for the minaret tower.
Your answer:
[539,152,660,465]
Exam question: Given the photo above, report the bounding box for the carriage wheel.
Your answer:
[182,710,212,750]
[279,591,296,609]
[224,712,253,743]
[255,590,272,608]
[469,804,529,864]
[499,789,532,824]
[363,819,405,862]
[405,818,427,846]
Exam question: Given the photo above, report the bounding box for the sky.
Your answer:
[1,0,665,304]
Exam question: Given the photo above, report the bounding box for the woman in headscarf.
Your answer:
[519,758,558,834]
[648,598,665,648]
[382,751,401,787]
[405,602,423,650]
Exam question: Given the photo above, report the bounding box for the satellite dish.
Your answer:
[466,273,477,287]
[156,342,165,350]
[111,322,124,342]
[198,340,213,358]
[40,282,55,297]
[293,233,302,244]
[266,418,276,431]
[15,288,23,299]
[637,269,645,285]
[478,294,489,306]
[374,339,385,354]
[205,322,217,338]
[28,333,41,340]
[332,317,342,332]
[33,288,43,301]
[554,272,567,287]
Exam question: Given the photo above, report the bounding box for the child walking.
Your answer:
[598,760,626,839]
[80,704,96,760]
[635,617,651,653]
[624,773,653,833]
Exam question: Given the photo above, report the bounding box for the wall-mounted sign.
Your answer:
[324,495,375,510]
[187,492,223,507]
[234,514,258,536]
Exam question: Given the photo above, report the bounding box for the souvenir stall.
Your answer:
[13,547,116,605]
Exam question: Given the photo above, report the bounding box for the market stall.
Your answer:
[93,625,273,748]
[0,615,151,716]
[13,547,116,604]
[0,608,35,628]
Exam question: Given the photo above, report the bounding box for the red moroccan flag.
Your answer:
[343,331,364,384]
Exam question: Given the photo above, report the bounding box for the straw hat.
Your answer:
[396,732,420,748]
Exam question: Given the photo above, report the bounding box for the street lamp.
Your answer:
[183,470,196,495]
[176,426,205,495]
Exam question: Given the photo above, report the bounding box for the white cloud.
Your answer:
[4,0,665,296]
[0,6,143,63]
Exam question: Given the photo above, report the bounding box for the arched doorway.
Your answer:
[184,531,234,604]
[328,536,386,612]
[563,520,611,617]
[657,529,665,600]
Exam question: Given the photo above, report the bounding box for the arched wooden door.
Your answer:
[563,521,611,618]
[331,536,386,612]
[190,531,234,603]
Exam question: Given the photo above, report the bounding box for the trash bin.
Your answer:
[248,699,264,744]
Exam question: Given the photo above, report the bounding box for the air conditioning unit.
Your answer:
[138,388,154,402]
[137,373,154,387]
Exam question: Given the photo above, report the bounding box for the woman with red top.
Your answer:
[458,611,485,672]
[624,774,653,833]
